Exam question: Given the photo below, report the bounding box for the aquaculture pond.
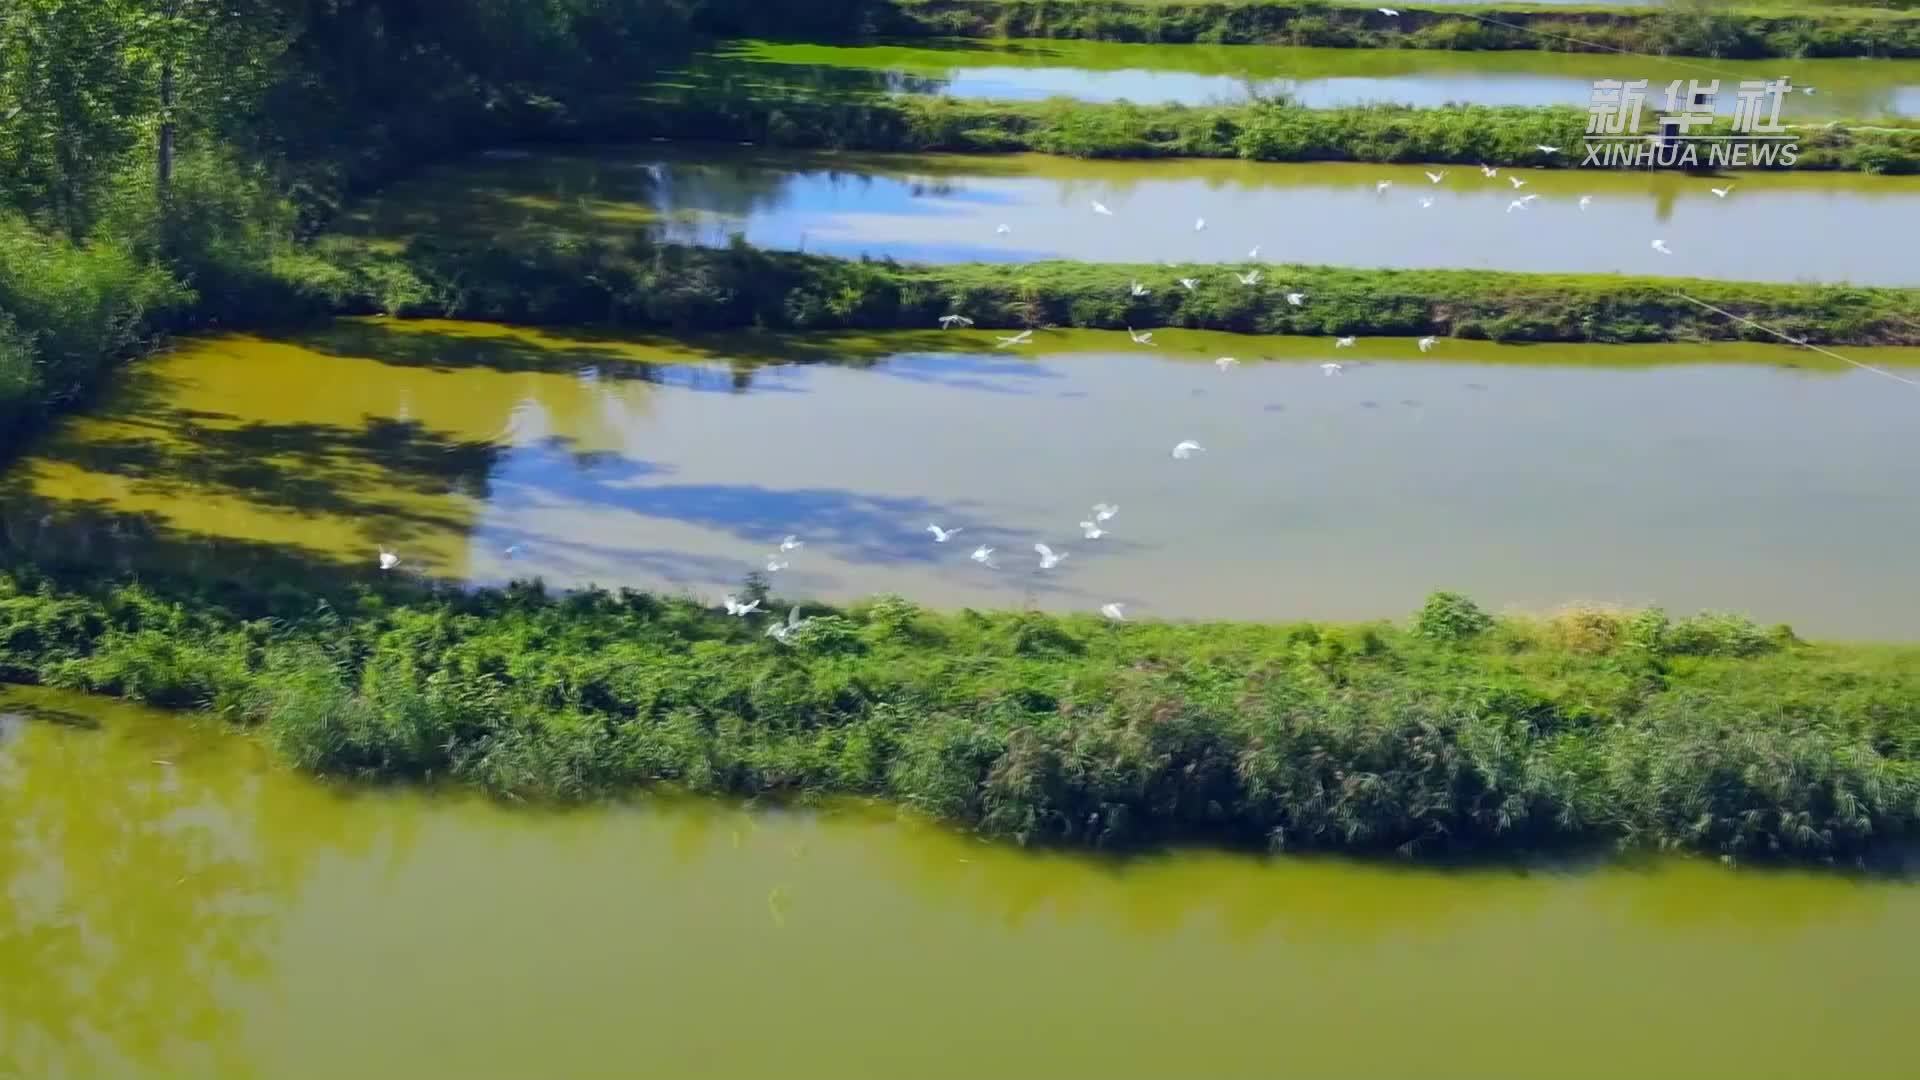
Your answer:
[338,147,1920,285]
[7,321,1920,638]
[3,683,1918,1079]
[690,38,1920,117]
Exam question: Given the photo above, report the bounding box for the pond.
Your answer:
[3,683,1917,1078]
[339,147,1920,285]
[691,38,1920,118]
[7,322,1920,638]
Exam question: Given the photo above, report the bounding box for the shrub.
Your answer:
[1416,592,1494,644]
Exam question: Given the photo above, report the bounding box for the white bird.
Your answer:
[1286,292,1307,307]
[1236,269,1262,286]
[1710,185,1734,198]
[1079,520,1107,539]
[1802,86,1815,95]
[723,595,761,617]
[1129,280,1150,297]
[938,314,973,329]
[1092,503,1119,522]
[1417,196,1434,209]
[995,329,1034,348]
[780,535,804,552]
[1651,238,1673,255]
[1509,175,1527,189]
[1506,198,1529,214]
[1375,180,1392,195]
[1034,543,1069,570]
[1425,170,1446,184]
[1335,336,1356,348]
[1481,164,1499,178]
[1418,335,1437,352]
[1519,193,1539,204]
[1537,144,1561,154]
[970,545,998,568]
[1215,356,1240,371]
[1171,440,1205,459]
[1179,277,1199,291]
[995,223,1011,235]
[377,549,400,571]
[927,524,962,543]
[1127,326,1155,345]
[1247,245,1261,259]
[503,544,524,559]
[1193,217,1207,232]
[765,554,790,572]
[765,606,808,643]
[1100,603,1128,621]
[1091,200,1114,216]
[1578,194,1593,210]
[1321,361,1344,376]
[1378,6,1399,15]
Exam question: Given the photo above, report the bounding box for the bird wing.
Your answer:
[1035,544,1054,559]
[788,606,803,628]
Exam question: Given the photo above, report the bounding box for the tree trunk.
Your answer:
[157,60,174,200]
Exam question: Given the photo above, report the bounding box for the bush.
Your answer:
[1416,592,1495,643]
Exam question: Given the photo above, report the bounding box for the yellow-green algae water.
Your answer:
[337,145,1920,285]
[2,683,1917,1079]
[8,321,1920,637]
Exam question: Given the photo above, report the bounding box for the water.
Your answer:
[1,683,1916,1078]
[8,322,1920,638]
[699,38,1920,117]
[340,147,1920,284]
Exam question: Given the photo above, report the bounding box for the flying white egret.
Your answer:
[765,606,808,644]
[1418,196,1434,209]
[377,549,400,571]
[1481,164,1499,178]
[1425,170,1446,184]
[1509,175,1528,189]
[1286,292,1307,307]
[1215,356,1240,371]
[1651,238,1673,255]
[1506,198,1528,214]
[1519,193,1539,204]
[766,554,790,572]
[995,223,1011,235]
[1034,543,1069,570]
[1130,281,1150,297]
[1248,245,1261,259]
[1127,326,1155,345]
[1091,200,1114,216]
[503,544,524,559]
[1375,180,1392,194]
[1321,361,1344,376]
[927,524,962,543]
[1378,6,1399,15]
[1100,603,1127,621]
[1193,217,1207,232]
[1179,277,1199,291]
[1537,144,1561,154]
[1079,520,1107,540]
[780,535,804,552]
[1335,336,1356,348]
[1092,503,1119,522]
[1801,85,1816,95]
[1710,185,1734,198]
[1171,440,1205,459]
[938,314,974,329]
[1417,335,1437,352]
[996,329,1034,348]
[723,595,761,617]
[970,545,998,568]
[1578,194,1593,210]
[1236,269,1262,286]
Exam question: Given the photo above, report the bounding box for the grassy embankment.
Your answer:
[2,566,1916,866]
[822,0,1920,59]
[316,235,1920,346]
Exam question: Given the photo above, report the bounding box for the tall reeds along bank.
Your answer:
[744,0,1920,61]
[319,236,1920,347]
[2,568,1917,867]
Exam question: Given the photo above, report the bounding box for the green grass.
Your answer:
[620,91,1920,172]
[837,0,1920,59]
[4,566,1918,866]
[319,233,1920,346]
